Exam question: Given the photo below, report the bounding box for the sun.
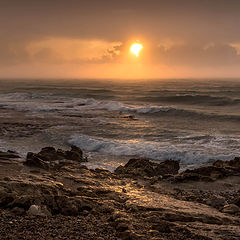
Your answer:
[130,42,143,57]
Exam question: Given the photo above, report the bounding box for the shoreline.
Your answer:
[0,146,240,239]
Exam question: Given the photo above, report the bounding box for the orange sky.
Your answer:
[1,0,240,79]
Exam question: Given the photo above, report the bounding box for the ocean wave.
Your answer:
[136,94,240,106]
[1,93,240,121]
[76,99,240,121]
[68,134,239,167]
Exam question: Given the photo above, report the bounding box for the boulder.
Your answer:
[115,158,179,178]
[221,204,240,214]
[206,195,227,208]
[24,146,87,169]
[65,146,83,162]
[24,152,50,169]
[156,160,180,176]
[27,204,52,217]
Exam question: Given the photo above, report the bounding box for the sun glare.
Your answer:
[130,43,143,57]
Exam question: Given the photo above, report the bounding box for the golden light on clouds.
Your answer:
[26,37,122,62]
[130,43,143,57]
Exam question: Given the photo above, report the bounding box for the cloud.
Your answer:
[1,37,240,69]
[0,37,123,65]
[229,43,240,55]
[152,42,240,67]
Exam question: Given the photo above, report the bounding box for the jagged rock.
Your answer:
[0,150,20,162]
[65,146,83,161]
[222,204,240,214]
[24,153,50,169]
[24,146,87,169]
[115,158,179,178]
[1,147,240,239]
[156,159,180,176]
[213,157,240,169]
[233,196,240,207]
[206,195,227,208]
[9,195,36,210]
[173,158,240,182]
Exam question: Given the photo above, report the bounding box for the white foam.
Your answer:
[68,134,239,167]
[0,92,173,114]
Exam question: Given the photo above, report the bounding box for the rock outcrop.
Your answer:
[173,157,240,182]
[0,150,20,162]
[0,148,240,239]
[24,146,87,169]
[115,158,179,178]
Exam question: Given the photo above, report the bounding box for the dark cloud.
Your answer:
[1,0,240,42]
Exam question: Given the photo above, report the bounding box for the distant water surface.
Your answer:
[0,79,239,170]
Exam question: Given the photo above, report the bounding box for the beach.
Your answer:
[0,79,240,239]
[0,146,240,239]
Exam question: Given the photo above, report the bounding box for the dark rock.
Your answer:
[118,230,136,240]
[213,157,240,169]
[11,207,25,216]
[9,195,36,210]
[3,177,11,181]
[222,204,240,214]
[156,159,179,176]
[24,152,50,169]
[116,222,129,232]
[0,190,16,207]
[184,166,228,179]
[71,146,83,157]
[233,196,240,207]
[0,151,20,160]
[152,220,172,233]
[206,195,227,208]
[65,150,82,162]
[115,158,179,178]
[173,157,240,182]
[24,146,87,169]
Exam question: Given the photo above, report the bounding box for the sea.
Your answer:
[0,79,239,171]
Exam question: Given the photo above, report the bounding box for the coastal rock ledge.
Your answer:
[24,146,87,169]
[0,147,240,239]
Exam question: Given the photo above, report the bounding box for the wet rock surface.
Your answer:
[0,148,240,239]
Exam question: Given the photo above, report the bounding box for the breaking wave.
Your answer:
[0,93,239,121]
[68,134,239,167]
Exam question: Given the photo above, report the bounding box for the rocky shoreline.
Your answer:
[0,147,240,240]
